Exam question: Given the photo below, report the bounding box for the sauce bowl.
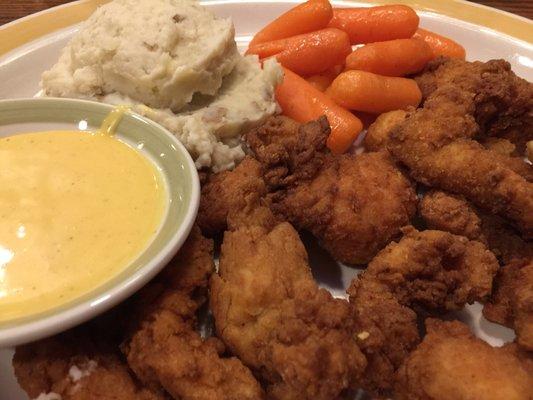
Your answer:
[0,98,200,347]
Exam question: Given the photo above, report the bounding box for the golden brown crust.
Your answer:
[389,78,533,238]
[395,319,533,400]
[348,227,499,397]
[483,259,533,351]
[198,157,266,237]
[246,116,418,265]
[13,330,165,400]
[211,195,366,400]
[419,190,532,264]
[123,227,265,400]
[415,58,533,148]
[364,109,409,152]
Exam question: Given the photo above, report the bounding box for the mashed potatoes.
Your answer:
[41,0,281,171]
[43,0,239,111]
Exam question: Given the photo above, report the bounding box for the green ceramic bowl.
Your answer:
[0,98,199,347]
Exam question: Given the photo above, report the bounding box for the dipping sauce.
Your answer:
[0,128,166,322]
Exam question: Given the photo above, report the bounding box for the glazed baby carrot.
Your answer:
[276,67,363,153]
[325,70,422,114]
[307,74,334,91]
[306,65,343,91]
[345,38,433,76]
[413,28,466,59]
[328,5,419,44]
[248,29,351,76]
[249,0,333,47]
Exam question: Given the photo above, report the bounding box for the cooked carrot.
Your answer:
[249,0,333,47]
[248,29,351,76]
[307,74,335,91]
[413,28,466,59]
[307,65,343,91]
[276,67,363,153]
[345,38,432,76]
[328,5,419,44]
[325,70,422,114]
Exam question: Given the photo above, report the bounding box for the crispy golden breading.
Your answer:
[13,326,165,400]
[123,227,265,400]
[364,109,409,152]
[479,138,533,181]
[419,190,532,264]
[415,58,533,151]
[483,259,533,351]
[198,157,266,237]
[246,116,417,265]
[395,319,533,400]
[348,227,499,396]
[210,195,366,400]
[389,84,533,238]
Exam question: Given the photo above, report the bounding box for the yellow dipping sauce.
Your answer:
[0,128,166,322]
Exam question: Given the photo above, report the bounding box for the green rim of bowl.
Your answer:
[0,98,199,344]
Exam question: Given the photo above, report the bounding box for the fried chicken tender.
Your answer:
[210,195,366,400]
[246,116,417,264]
[364,109,409,152]
[348,227,499,396]
[415,58,533,152]
[198,157,266,236]
[419,190,532,264]
[480,138,533,181]
[388,83,533,238]
[13,323,164,400]
[123,227,264,400]
[395,319,533,400]
[483,259,533,351]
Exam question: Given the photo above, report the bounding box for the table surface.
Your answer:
[0,0,531,25]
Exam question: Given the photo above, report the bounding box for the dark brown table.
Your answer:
[0,0,531,25]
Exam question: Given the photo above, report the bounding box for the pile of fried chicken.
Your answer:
[14,58,532,400]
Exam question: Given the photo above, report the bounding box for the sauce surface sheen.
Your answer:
[0,130,166,322]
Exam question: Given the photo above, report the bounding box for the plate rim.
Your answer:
[0,0,532,58]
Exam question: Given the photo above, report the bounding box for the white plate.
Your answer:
[0,1,531,398]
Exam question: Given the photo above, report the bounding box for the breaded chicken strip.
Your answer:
[348,227,499,396]
[14,333,165,400]
[419,190,532,264]
[366,110,533,182]
[246,116,417,265]
[198,157,266,236]
[364,109,409,152]
[210,195,366,400]
[395,319,533,400]
[123,227,264,400]
[483,259,533,351]
[389,86,533,238]
[480,138,533,181]
[415,58,533,153]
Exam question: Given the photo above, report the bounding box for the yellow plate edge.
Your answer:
[0,0,532,57]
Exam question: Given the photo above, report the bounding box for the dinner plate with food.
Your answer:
[0,0,531,399]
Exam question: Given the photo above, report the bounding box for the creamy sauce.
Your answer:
[0,121,166,322]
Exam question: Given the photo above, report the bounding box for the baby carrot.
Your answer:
[413,28,466,59]
[328,5,419,44]
[307,74,334,91]
[276,67,363,153]
[247,29,351,76]
[345,38,432,76]
[249,0,333,47]
[325,70,422,114]
[307,65,343,91]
